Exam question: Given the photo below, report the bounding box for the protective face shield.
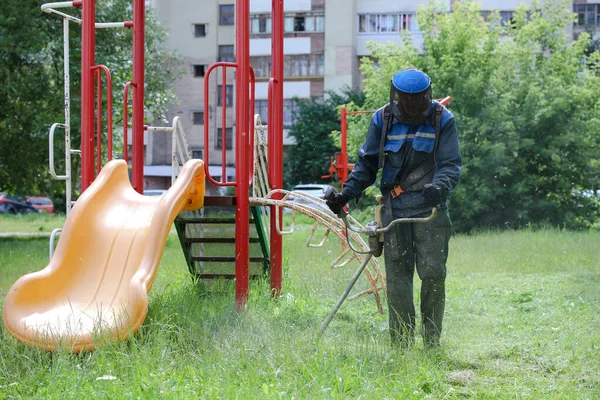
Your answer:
[390,68,433,126]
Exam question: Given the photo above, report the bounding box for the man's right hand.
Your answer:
[324,188,350,216]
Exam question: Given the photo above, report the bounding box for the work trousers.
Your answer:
[382,208,452,347]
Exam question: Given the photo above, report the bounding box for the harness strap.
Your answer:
[378,104,393,169]
[386,101,444,199]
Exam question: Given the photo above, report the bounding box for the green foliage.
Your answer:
[0,0,182,203]
[284,87,365,188]
[352,0,600,232]
[1,228,600,398]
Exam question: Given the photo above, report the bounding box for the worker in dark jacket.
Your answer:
[327,68,461,348]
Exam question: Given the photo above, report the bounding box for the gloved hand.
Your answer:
[324,188,350,216]
[422,183,444,207]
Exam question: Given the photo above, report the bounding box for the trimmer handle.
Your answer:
[323,187,348,219]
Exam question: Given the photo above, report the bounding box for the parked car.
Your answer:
[26,196,56,214]
[0,193,40,215]
[289,184,335,210]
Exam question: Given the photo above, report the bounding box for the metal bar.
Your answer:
[91,65,114,162]
[95,22,132,29]
[96,68,102,175]
[340,107,349,185]
[270,0,284,296]
[132,0,145,193]
[41,2,82,24]
[221,67,227,182]
[235,0,251,310]
[319,254,373,335]
[63,17,72,215]
[49,228,62,260]
[249,67,255,185]
[203,62,237,187]
[80,0,95,191]
[122,81,135,163]
[49,123,68,180]
[41,1,78,11]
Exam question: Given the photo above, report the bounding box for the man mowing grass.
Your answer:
[327,68,461,348]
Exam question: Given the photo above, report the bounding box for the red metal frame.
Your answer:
[79,0,140,192]
[80,0,95,191]
[122,81,136,162]
[131,0,145,193]
[75,0,284,310]
[203,62,237,187]
[269,0,284,296]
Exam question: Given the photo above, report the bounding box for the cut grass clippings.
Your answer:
[0,223,599,399]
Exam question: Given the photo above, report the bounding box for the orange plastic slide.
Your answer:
[2,159,205,352]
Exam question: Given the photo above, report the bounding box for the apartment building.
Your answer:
[144,0,573,189]
[573,0,600,41]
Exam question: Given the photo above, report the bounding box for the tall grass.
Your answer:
[1,228,599,399]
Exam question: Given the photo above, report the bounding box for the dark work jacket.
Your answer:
[344,102,462,218]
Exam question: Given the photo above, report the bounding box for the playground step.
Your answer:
[177,217,238,224]
[184,237,261,244]
[196,274,263,280]
[175,197,270,280]
[192,256,266,263]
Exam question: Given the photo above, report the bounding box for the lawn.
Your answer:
[0,215,599,399]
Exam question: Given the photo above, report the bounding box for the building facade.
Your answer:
[144,0,574,189]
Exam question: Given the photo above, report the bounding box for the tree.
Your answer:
[351,0,600,231]
[284,87,365,188]
[0,0,181,205]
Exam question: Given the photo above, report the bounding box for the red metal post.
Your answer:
[235,0,250,310]
[132,0,145,193]
[96,68,102,175]
[203,63,237,187]
[340,107,349,185]
[269,0,284,295]
[221,69,228,181]
[80,0,96,191]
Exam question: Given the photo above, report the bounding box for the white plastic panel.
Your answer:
[254,81,311,99]
[250,37,312,56]
[251,0,311,13]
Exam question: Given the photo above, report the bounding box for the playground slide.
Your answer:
[2,159,205,352]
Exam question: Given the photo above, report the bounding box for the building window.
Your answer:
[216,127,233,149]
[217,85,234,106]
[191,111,204,125]
[251,54,324,78]
[220,4,235,25]
[358,13,414,33]
[251,14,272,34]
[499,11,514,27]
[574,4,600,26]
[194,24,206,37]
[218,45,235,62]
[254,99,269,124]
[283,99,299,127]
[192,149,203,159]
[283,12,324,33]
[193,64,206,77]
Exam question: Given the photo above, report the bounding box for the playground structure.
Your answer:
[3,0,385,351]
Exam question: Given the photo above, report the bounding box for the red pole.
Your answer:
[96,69,102,175]
[270,0,284,295]
[235,0,250,310]
[222,68,228,181]
[80,0,96,191]
[340,107,348,186]
[132,0,145,193]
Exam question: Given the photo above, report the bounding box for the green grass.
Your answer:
[0,214,66,234]
[1,223,599,399]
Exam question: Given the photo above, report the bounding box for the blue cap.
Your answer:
[391,69,431,94]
